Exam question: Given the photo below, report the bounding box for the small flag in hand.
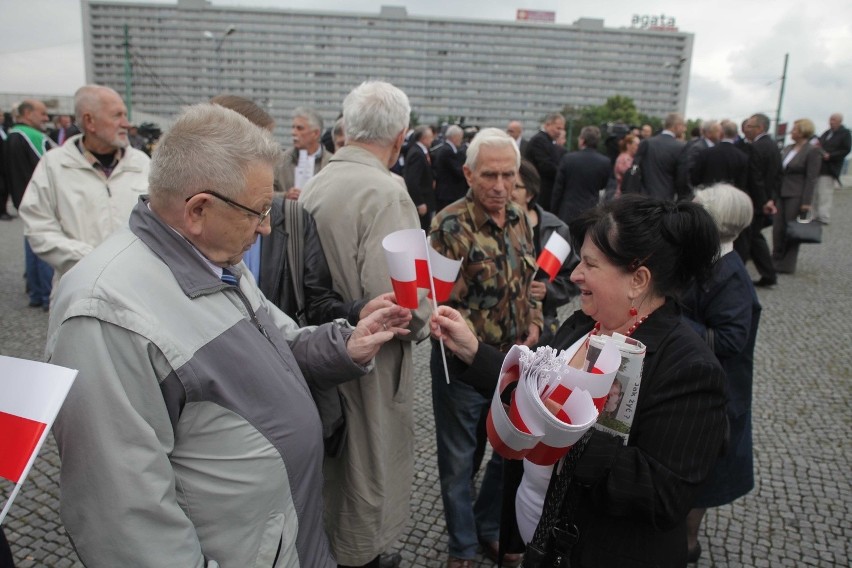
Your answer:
[382,228,461,309]
[536,232,571,282]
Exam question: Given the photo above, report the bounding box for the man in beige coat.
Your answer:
[301,81,431,567]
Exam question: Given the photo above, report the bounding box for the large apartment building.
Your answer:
[82,0,693,134]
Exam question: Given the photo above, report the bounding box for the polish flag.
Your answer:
[382,229,462,309]
[536,232,571,282]
[0,356,77,486]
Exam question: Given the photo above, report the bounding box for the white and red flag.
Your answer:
[1,356,77,524]
[536,231,571,282]
[382,228,461,309]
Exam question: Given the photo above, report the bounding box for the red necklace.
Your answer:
[590,314,650,338]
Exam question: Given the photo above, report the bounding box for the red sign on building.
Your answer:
[517,9,556,23]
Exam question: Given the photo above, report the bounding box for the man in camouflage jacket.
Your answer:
[429,128,542,568]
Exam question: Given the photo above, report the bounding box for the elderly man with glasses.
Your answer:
[46,103,411,568]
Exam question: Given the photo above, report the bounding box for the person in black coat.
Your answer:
[629,112,688,201]
[403,125,436,231]
[735,113,781,287]
[432,125,467,213]
[814,113,852,223]
[431,195,727,568]
[690,119,749,191]
[524,112,565,212]
[550,126,611,224]
[683,183,760,563]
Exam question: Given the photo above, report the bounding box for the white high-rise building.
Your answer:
[82,0,693,135]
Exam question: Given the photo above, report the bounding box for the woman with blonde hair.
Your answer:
[773,118,821,273]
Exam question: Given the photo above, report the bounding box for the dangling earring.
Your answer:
[629,302,638,318]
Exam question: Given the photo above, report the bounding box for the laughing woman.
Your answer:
[431,195,727,568]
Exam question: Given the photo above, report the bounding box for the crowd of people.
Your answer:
[0,80,849,568]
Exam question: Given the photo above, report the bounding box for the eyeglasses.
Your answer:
[188,190,272,224]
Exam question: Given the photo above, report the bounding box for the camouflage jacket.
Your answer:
[430,191,543,347]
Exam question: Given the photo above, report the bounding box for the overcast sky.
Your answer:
[2,0,850,129]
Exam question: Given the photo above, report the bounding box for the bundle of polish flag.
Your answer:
[486,334,645,466]
[381,228,462,309]
[1,356,77,524]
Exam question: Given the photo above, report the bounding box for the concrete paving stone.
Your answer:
[3,191,852,567]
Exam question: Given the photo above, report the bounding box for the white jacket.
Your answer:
[20,134,150,278]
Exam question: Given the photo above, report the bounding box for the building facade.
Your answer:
[82,0,693,137]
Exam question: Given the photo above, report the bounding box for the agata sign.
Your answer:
[631,14,678,31]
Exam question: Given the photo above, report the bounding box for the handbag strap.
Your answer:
[283,199,307,325]
[523,430,592,568]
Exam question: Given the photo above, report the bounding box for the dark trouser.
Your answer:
[0,526,14,568]
[772,195,803,274]
[24,239,53,306]
[734,214,776,282]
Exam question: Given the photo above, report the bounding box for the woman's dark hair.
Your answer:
[568,194,719,297]
[518,159,541,208]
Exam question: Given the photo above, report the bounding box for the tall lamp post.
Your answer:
[204,25,236,94]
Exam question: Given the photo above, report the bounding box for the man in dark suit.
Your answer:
[735,113,780,287]
[524,112,565,212]
[432,124,467,212]
[630,112,688,200]
[506,120,528,157]
[814,113,851,224]
[683,120,721,195]
[550,125,611,224]
[48,114,80,146]
[691,119,749,191]
[403,125,435,231]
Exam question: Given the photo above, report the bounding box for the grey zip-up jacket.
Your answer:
[47,198,368,567]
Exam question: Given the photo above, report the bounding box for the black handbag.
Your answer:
[522,431,593,568]
[785,216,822,244]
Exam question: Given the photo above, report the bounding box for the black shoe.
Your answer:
[379,552,402,568]
[753,277,777,288]
[0,212,14,221]
[28,300,43,308]
[687,542,702,563]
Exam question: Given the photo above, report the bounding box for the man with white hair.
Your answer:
[277,106,330,200]
[47,103,409,567]
[19,85,150,285]
[301,81,430,568]
[429,128,541,567]
[815,113,851,224]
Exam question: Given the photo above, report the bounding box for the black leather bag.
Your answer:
[786,218,822,244]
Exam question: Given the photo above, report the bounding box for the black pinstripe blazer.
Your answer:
[555,301,726,568]
[459,300,727,567]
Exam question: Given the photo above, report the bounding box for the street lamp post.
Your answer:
[204,25,236,94]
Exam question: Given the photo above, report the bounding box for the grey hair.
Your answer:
[74,85,115,118]
[342,81,410,145]
[701,120,719,135]
[664,112,684,130]
[293,107,323,132]
[148,103,280,203]
[445,125,463,141]
[464,127,520,171]
[750,113,770,133]
[720,119,739,139]
[543,112,563,125]
[693,183,753,243]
